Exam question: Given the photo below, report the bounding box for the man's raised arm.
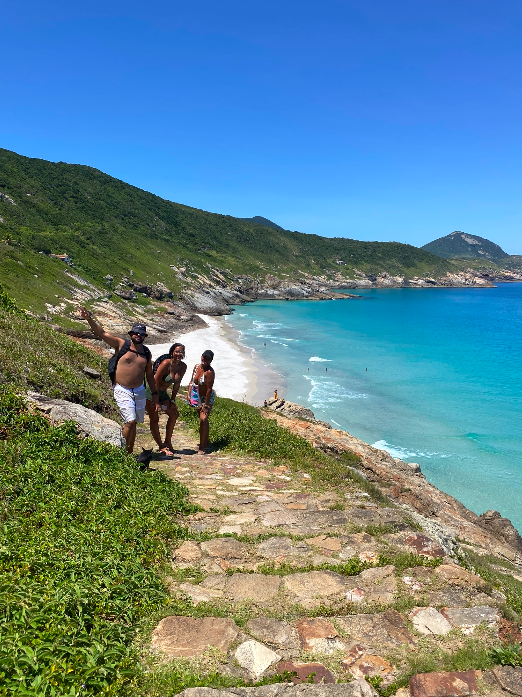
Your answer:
[79,307,122,351]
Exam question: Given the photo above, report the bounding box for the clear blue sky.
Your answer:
[2,1,522,252]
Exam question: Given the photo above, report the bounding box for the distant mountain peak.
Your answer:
[239,216,283,230]
[422,231,509,260]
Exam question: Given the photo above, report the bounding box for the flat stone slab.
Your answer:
[178,583,224,605]
[151,616,239,657]
[305,536,342,552]
[295,618,344,654]
[298,511,349,528]
[410,670,481,697]
[235,640,281,679]
[441,606,500,633]
[493,666,522,696]
[179,680,378,696]
[256,537,310,559]
[226,573,282,602]
[410,607,452,636]
[351,565,397,604]
[246,618,298,648]
[434,565,485,589]
[336,610,416,648]
[262,511,299,527]
[283,571,347,600]
[201,537,250,559]
[175,541,202,562]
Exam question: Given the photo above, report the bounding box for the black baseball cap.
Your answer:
[202,350,214,360]
[129,323,147,336]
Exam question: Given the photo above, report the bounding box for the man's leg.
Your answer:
[122,420,137,453]
[146,400,163,449]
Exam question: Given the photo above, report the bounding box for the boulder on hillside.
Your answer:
[478,510,522,553]
[26,392,123,447]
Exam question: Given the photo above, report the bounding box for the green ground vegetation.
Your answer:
[0,285,117,417]
[0,388,195,696]
[0,147,451,296]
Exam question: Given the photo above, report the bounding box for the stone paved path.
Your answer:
[135,414,519,697]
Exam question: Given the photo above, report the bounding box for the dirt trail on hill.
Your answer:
[134,414,522,697]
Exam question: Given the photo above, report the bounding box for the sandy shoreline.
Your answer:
[148,315,281,406]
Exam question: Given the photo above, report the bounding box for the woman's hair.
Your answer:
[169,342,185,358]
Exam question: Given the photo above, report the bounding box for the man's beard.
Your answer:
[131,336,144,345]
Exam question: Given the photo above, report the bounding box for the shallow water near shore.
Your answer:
[226,283,522,531]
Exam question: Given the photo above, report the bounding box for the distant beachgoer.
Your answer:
[146,343,187,456]
[264,400,268,407]
[274,389,278,399]
[187,350,215,454]
[79,307,158,454]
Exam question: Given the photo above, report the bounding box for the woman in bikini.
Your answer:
[188,350,215,454]
[146,343,187,455]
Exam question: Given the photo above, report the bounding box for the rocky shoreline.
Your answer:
[265,398,522,557]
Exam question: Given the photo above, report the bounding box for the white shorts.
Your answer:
[114,384,146,424]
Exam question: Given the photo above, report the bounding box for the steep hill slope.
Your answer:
[0,147,450,291]
[422,231,509,260]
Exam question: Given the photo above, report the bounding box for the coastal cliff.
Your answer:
[264,399,522,564]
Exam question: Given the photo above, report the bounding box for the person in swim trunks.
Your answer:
[145,343,187,455]
[79,307,159,453]
[188,350,215,454]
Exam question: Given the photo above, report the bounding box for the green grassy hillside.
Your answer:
[0,147,451,294]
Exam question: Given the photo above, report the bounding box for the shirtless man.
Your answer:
[79,307,159,453]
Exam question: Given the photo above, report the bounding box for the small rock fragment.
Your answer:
[277,660,336,684]
[296,618,345,654]
[82,366,101,379]
[346,587,366,603]
[234,640,280,679]
[348,655,395,679]
[409,607,452,636]
[404,534,445,558]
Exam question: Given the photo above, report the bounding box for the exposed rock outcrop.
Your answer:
[262,410,522,564]
[478,510,522,553]
[26,392,123,447]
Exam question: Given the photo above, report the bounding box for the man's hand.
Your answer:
[79,306,92,320]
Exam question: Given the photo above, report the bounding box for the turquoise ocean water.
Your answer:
[226,283,522,531]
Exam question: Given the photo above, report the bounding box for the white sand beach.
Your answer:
[149,315,280,405]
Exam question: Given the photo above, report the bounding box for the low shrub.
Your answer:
[0,389,193,696]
